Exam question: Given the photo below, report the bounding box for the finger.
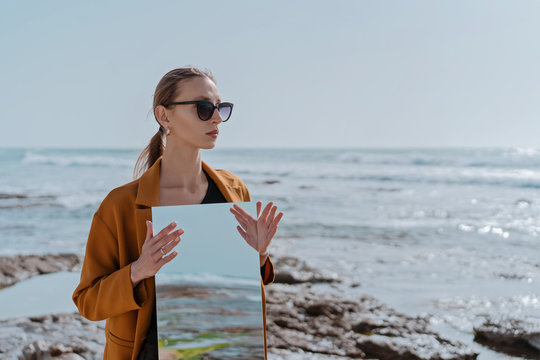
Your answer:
[231,211,249,230]
[263,226,277,248]
[146,220,154,240]
[266,205,278,225]
[266,208,281,228]
[231,204,255,220]
[154,228,184,251]
[230,209,249,230]
[229,207,246,221]
[232,204,249,216]
[257,201,262,217]
[259,202,274,223]
[270,212,284,228]
[263,221,280,245]
[263,213,283,246]
[236,225,248,241]
[237,226,257,251]
[160,236,181,255]
[151,221,178,244]
[158,250,178,269]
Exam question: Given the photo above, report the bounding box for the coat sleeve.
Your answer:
[72,211,148,321]
[260,256,275,285]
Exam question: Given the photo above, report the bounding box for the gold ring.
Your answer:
[160,247,165,255]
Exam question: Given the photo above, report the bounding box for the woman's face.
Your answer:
[161,76,223,150]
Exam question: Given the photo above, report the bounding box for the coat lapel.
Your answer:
[201,160,244,203]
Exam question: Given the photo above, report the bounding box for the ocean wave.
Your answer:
[0,192,58,209]
[336,148,540,169]
[55,193,104,210]
[156,272,260,287]
[0,193,56,200]
[0,191,101,210]
[0,203,62,209]
[0,193,29,199]
[329,170,540,189]
[21,151,134,167]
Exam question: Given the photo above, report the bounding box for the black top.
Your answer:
[137,170,263,359]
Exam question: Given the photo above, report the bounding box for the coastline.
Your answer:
[1,254,538,359]
[0,254,81,289]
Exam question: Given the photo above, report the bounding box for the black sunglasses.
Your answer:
[164,100,233,122]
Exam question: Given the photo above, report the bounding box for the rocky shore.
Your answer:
[473,317,540,359]
[0,254,81,288]
[267,257,478,359]
[0,313,105,360]
[0,254,538,359]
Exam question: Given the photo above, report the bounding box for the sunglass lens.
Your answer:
[218,103,233,121]
[197,102,214,121]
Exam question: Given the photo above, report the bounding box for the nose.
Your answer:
[211,107,223,123]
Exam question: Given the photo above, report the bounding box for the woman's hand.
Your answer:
[229,201,284,265]
[130,220,183,287]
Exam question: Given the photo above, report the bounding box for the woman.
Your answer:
[72,67,283,359]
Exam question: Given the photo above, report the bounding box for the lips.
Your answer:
[206,130,219,135]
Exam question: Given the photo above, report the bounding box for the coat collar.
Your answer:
[134,155,240,206]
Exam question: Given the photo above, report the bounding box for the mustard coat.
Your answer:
[72,155,275,359]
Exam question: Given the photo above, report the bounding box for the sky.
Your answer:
[1,0,540,149]
[153,202,260,280]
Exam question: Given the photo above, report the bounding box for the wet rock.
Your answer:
[269,348,355,359]
[496,272,527,280]
[0,193,28,199]
[273,256,341,284]
[0,254,81,288]
[473,316,540,359]
[266,286,478,360]
[0,312,105,359]
[21,340,86,359]
[157,284,226,299]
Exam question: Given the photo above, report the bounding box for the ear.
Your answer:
[154,105,171,129]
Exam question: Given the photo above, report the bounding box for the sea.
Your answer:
[0,147,539,359]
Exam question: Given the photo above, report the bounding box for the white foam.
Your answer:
[21,151,133,167]
[56,192,104,210]
[156,272,260,288]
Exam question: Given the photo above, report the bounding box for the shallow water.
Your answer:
[0,271,79,319]
[1,147,539,358]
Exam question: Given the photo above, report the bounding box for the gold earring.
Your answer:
[166,128,171,136]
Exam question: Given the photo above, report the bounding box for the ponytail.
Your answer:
[132,129,165,180]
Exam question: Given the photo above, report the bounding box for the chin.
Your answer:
[201,142,217,150]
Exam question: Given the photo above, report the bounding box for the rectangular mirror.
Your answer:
[153,202,264,359]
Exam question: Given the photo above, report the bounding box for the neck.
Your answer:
[160,142,204,190]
